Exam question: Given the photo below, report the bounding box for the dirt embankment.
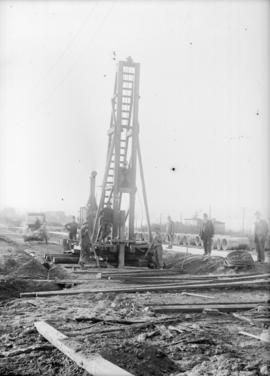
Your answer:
[0,236,75,300]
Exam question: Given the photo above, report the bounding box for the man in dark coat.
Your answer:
[200,213,214,255]
[79,221,91,265]
[97,203,114,242]
[254,211,269,263]
[65,216,78,241]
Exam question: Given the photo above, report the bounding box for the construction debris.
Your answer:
[1,232,270,375]
[34,321,134,376]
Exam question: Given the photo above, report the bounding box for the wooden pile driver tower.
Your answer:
[91,57,152,267]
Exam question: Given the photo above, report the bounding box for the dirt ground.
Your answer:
[0,229,270,376]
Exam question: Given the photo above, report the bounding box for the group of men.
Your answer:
[165,212,269,263]
[65,209,269,267]
[165,213,214,255]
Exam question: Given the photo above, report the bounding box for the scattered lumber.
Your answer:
[20,278,270,298]
[239,330,270,343]
[0,344,53,357]
[232,313,255,325]
[152,303,264,314]
[34,321,134,376]
[67,316,189,337]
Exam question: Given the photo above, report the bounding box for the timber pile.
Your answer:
[20,274,270,298]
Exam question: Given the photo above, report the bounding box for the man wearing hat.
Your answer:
[200,213,215,255]
[147,227,163,269]
[254,211,269,263]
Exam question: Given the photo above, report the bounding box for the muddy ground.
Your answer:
[0,228,269,376]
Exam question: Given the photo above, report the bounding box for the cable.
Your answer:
[33,1,99,88]
[34,1,117,110]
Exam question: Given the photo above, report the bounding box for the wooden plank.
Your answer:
[239,330,270,343]
[233,313,255,325]
[152,303,261,313]
[34,321,134,376]
[148,300,268,306]
[112,273,270,283]
[20,278,270,298]
[181,292,215,299]
[1,344,53,357]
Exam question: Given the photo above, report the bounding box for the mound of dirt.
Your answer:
[164,252,226,274]
[101,342,177,376]
[10,258,49,279]
[48,265,75,280]
[0,278,60,300]
[0,247,32,275]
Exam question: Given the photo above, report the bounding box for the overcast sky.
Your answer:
[0,0,269,230]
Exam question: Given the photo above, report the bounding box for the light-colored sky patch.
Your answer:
[0,0,269,231]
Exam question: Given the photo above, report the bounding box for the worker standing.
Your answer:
[79,221,91,265]
[200,213,214,255]
[166,216,175,249]
[65,216,78,241]
[254,211,269,263]
[97,203,114,242]
[152,230,163,269]
[34,217,41,230]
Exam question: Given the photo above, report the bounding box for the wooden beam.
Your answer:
[239,330,270,343]
[34,321,134,376]
[152,303,262,314]
[20,278,270,298]
[181,292,215,299]
[114,273,270,282]
[148,300,267,306]
[53,257,79,264]
[1,344,53,357]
